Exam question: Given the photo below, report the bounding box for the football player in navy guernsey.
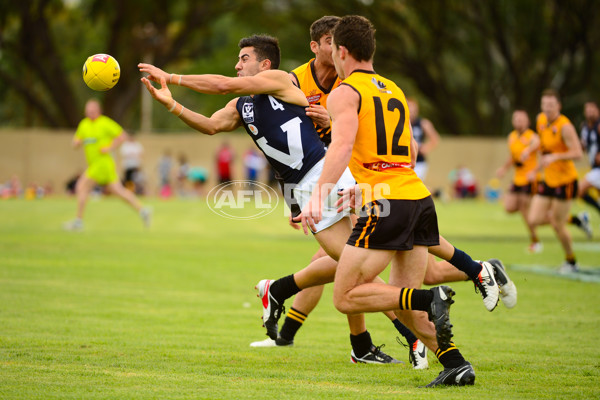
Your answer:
[139,34,417,364]
[576,101,600,226]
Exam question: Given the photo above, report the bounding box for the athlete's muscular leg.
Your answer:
[388,247,441,352]
[503,191,519,213]
[518,193,538,241]
[333,246,397,314]
[106,181,143,212]
[549,199,574,256]
[75,174,98,219]
[292,216,352,289]
[289,247,327,315]
[313,216,353,261]
[290,215,360,315]
[423,254,467,285]
[528,195,552,228]
[427,235,456,261]
[578,178,593,197]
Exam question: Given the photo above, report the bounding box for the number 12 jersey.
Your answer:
[340,70,430,202]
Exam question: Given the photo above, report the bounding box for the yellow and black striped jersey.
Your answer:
[508,129,538,186]
[290,58,341,146]
[536,112,578,187]
[340,70,430,204]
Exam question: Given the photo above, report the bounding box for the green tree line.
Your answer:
[1,0,599,135]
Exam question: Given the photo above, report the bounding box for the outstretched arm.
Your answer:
[138,63,303,103]
[141,77,240,135]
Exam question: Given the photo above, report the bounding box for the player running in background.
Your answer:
[496,110,542,253]
[576,101,600,227]
[64,99,151,231]
[299,15,475,387]
[407,98,440,182]
[529,89,583,273]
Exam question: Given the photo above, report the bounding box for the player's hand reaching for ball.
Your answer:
[138,63,169,84]
[141,77,173,108]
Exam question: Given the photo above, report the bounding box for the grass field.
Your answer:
[1,197,599,399]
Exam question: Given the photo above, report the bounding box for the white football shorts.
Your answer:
[293,158,355,233]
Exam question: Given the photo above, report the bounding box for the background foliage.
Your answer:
[1,0,599,135]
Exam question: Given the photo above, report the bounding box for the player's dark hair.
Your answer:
[238,35,280,69]
[541,88,561,102]
[332,15,375,62]
[310,16,340,42]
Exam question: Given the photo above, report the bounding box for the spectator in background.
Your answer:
[64,99,151,231]
[188,165,208,196]
[449,165,478,198]
[1,175,21,199]
[157,149,173,198]
[216,141,234,183]
[244,147,266,182]
[407,98,440,182]
[176,153,190,197]
[120,133,144,194]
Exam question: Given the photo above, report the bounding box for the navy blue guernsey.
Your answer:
[581,119,600,169]
[236,94,326,184]
[411,117,426,162]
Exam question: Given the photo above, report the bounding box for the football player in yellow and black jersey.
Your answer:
[299,15,476,388]
[495,110,542,252]
[529,89,583,273]
[252,16,431,367]
[289,19,342,147]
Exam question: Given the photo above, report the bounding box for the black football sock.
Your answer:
[398,288,434,311]
[582,193,600,214]
[392,318,418,346]
[448,247,482,281]
[569,214,582,227]
[350,330,373,358]
[269,274,301,303]
[436,342,466,369]
[279,307,307,341]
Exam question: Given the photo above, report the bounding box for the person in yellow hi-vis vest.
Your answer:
[64,99,151,231]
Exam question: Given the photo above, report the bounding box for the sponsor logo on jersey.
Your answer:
[306,94,322,104]
[371,77,391,94]
[248,124,259,136]
[363,161,411,171]
[242,102,254,123]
